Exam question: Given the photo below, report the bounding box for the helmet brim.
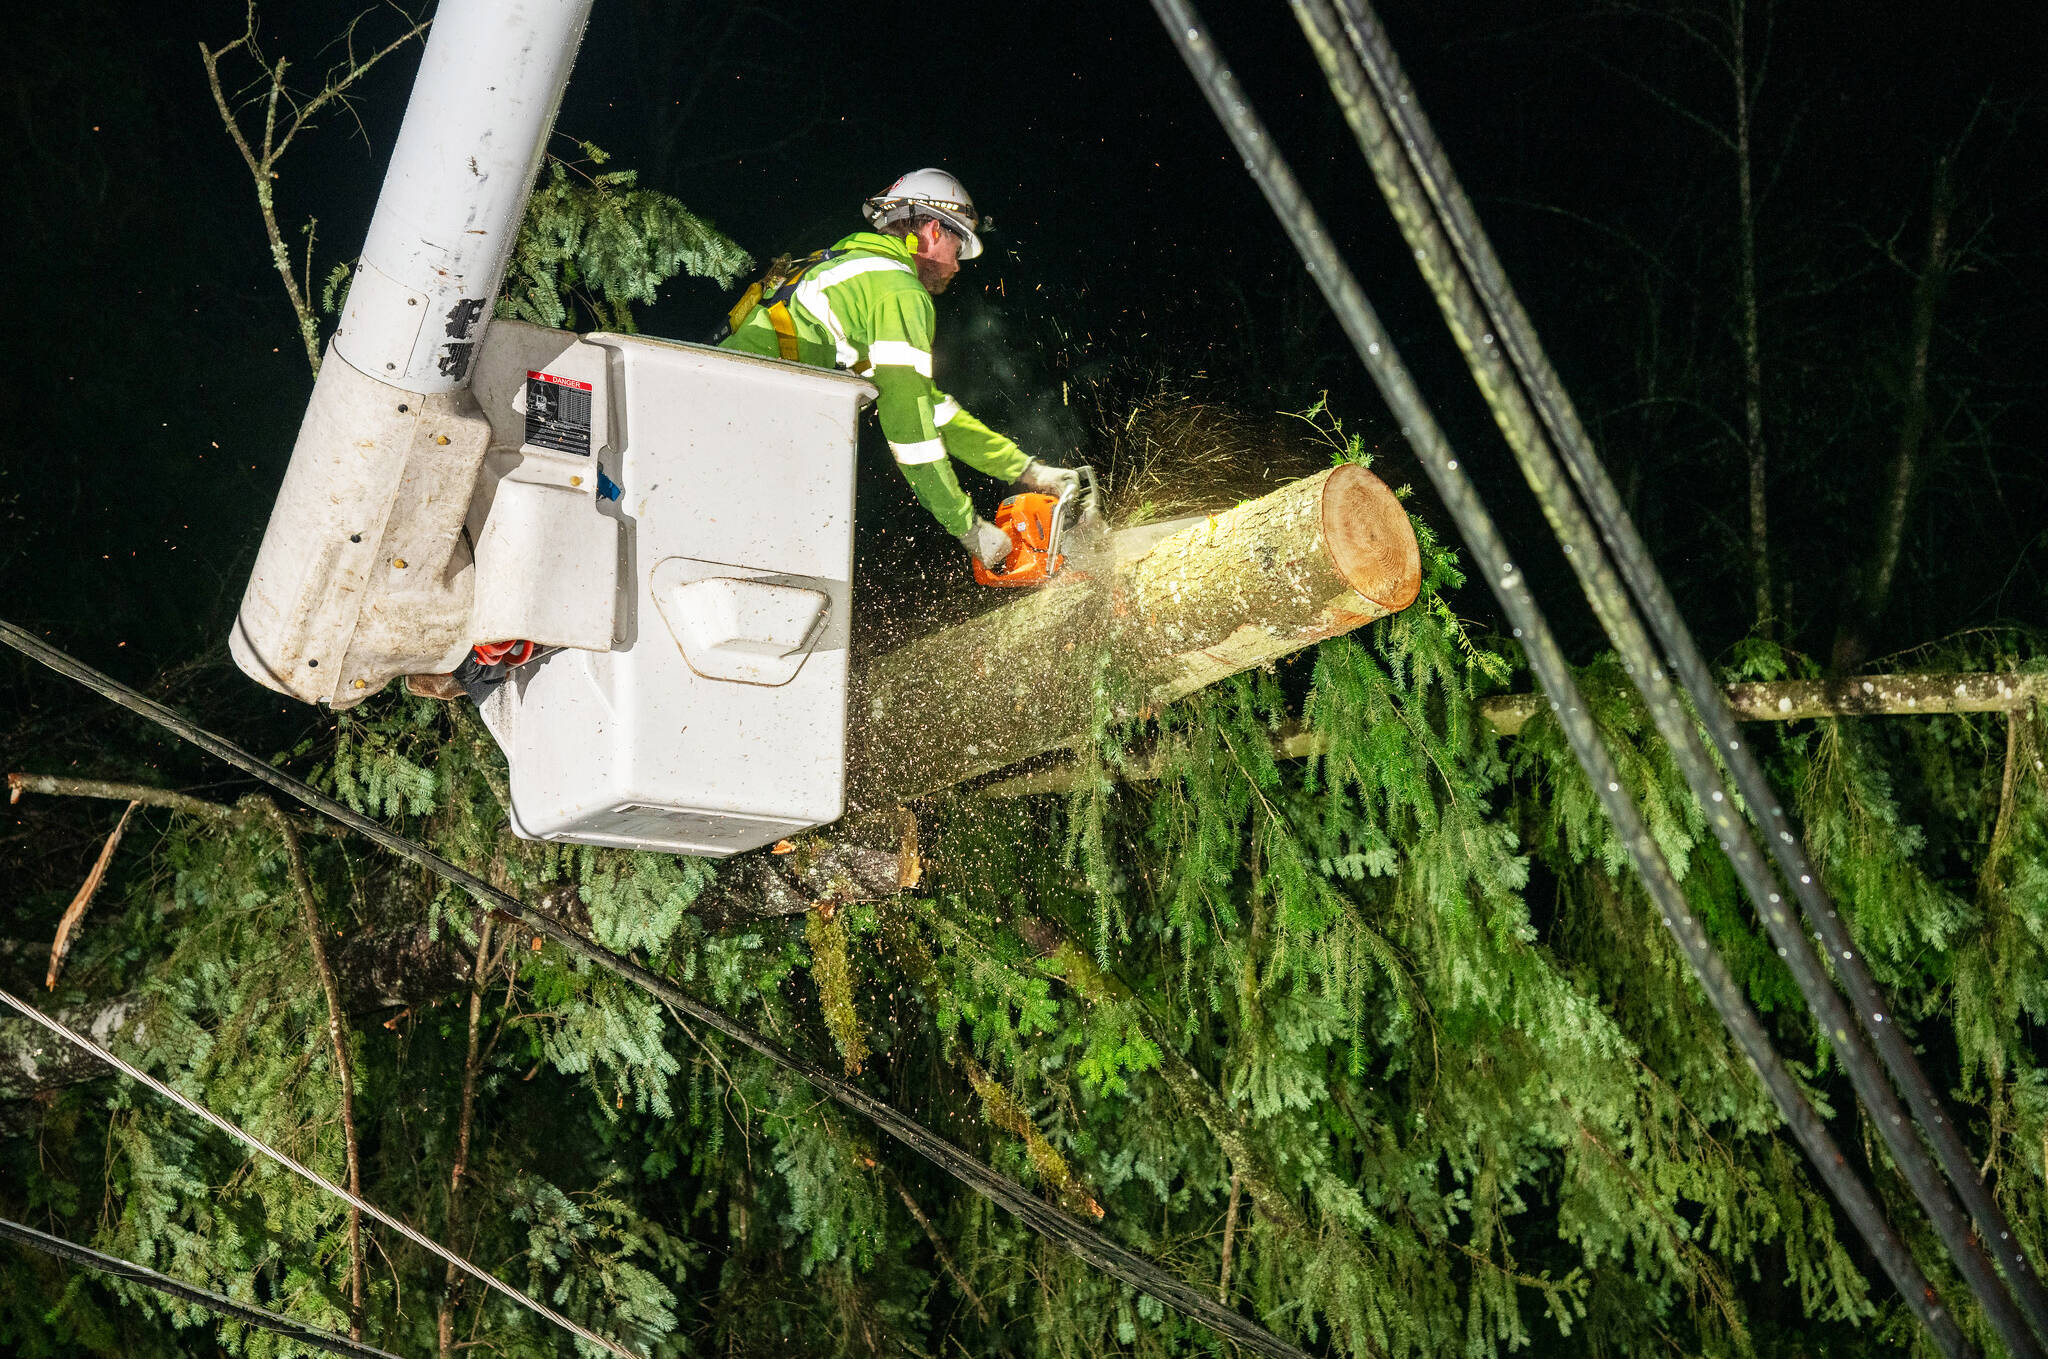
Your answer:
[863,194,984,261]
[925,205,983,260]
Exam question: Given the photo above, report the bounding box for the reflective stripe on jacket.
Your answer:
[719,231,1027,537]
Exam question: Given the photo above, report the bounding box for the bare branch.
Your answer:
[439,916,495,1358]
[198,4,429,375]
[883,1166,996,1330]
[46,802,138,991]
[262,799,367,1339]
[986,673,2048,794]
[9,773,236,824]
[272,15,430,164]
[1575,47,1736,152]
[1217,1169,1242,1302]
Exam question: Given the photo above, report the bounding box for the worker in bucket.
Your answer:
[717,168,1082,573]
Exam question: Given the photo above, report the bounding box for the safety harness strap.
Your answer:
[719,248,848,359]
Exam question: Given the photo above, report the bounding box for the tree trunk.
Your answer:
[1728,0,1777,630]
[1833,155,1952,672]
[1731,0,1772,636]
[0,994,146,1099]
[849,465,1419,806]
[980,671,2047,794]
[1483,669,2045,736]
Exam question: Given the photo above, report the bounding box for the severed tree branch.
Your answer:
[984,671,2048,795]
[1483,668,2048,736]
[45,802,137,991]
[9,772,236,823]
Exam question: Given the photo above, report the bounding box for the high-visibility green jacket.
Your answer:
[719,230,1028,537]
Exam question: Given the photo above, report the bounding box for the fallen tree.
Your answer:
[848,463,1421,806]
[976,670,2048,796]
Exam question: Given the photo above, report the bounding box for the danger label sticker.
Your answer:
[525,371,593,456]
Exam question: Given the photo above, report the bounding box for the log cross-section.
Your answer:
[849,465,1420,805]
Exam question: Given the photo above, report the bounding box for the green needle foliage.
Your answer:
[12,571,2041,1358]
[497,142,753,334]
[7,143,2046,1359]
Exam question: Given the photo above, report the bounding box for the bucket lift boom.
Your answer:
[229,0,873,857]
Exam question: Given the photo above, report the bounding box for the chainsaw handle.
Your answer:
[1044,466,1100,567]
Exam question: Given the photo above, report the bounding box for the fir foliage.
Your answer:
[497,142,753,334]
[8,135,2047,1359]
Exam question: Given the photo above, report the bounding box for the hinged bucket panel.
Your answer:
[477,333,873,857]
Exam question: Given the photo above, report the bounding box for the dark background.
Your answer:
[3,0,2043,772]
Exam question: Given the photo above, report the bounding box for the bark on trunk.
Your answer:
[1482,669,2046,736]
[1833,155,1952,672]
[1732,0,1772,635]
[0,994,145,1099]
[850,465,1419,806]
[981,671,2047,794]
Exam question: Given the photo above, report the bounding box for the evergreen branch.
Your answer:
[1015,915,1315,1239]
[958,1053,1102,1221]
[1569,1111,1749,1343]
[887,904,1104,1219]
[663,1004,763,1188]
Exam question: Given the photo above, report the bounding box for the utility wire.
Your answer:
[1298,2,2048,1346]
[0,1216,406,1359]
[1287,1,2048,1352]
[0,619,1309,1359]
[0,985,639,1359]
[1145,3,1975,1354]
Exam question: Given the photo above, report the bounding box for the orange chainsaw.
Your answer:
[972,467,1101,587]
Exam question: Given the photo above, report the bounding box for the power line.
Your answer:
[0,618,1310,1359]
[0,1215,406,1359]
[1291,2,2048,1348]
[0,984,640,1359]
[1146,2,1981,1354]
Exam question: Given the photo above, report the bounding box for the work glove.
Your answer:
[958,517,1014,571]
[1016,458,1081,498]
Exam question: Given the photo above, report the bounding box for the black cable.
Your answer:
[0,619,1309,1359]
[1288,1,2048,1351]
[0,1216,406,1359]
[0,985,638,1359]
[1145,4,1975,1354]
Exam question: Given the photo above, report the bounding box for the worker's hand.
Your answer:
[1016,459,1082,498]
[958,517,1014,572]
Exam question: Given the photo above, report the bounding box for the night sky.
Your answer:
[4,0,2044,744]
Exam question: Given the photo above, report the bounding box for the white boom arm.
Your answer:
[227,0,876,857]
[231,0,595,705]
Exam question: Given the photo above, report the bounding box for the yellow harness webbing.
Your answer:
[723,248,846,360]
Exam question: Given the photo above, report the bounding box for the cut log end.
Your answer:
[852,465,1423,805]
[1321,464,1421,612]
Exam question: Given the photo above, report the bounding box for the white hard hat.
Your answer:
[864,168,984,260]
